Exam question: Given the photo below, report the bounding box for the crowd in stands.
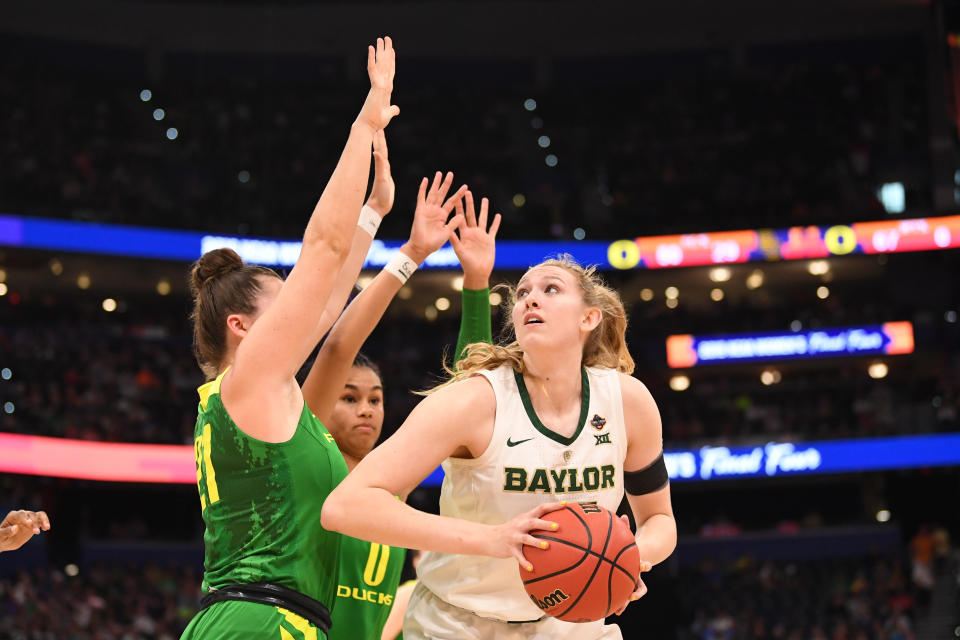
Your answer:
[0,36,928,242]
[0,563,196,639]
[1,274,957,446]
[0,529,946,639]
[678,554,918,640]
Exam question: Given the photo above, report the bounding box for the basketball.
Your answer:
[521,502,640,623]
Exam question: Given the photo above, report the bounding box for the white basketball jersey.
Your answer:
[417,364,628,622]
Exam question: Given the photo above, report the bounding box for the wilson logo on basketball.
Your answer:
[529,588,570,611]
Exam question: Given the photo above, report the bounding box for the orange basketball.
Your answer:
[521,502,640,623]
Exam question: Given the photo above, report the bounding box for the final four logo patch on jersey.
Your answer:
[590,414,606,429]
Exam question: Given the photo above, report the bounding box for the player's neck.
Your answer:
[522,351,583,413]
[343,452,361,472]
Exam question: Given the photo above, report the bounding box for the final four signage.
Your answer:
[661,433,960,483]
[667,322,914,367]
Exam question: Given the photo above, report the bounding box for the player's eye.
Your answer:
[340,395,356,403]
[546,284,560,293]
[369,397,381,406]
[517,288,528,298]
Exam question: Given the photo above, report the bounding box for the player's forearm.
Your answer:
[301,122,375,253]
[302,267,403,419]
[322,487,493,556]
[634,513,677,565]
[455,287,492,361]
[312,227,375,339]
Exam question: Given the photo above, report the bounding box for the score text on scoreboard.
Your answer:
[606,215,960,270]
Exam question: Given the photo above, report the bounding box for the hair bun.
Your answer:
[190,248,244,292]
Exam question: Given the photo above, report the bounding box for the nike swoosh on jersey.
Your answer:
[506,437,534,447]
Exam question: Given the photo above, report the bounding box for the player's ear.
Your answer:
[226,313,249,339]
[580,307,601,333]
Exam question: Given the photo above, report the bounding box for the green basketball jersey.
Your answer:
[329,535,405,640]
[191,370,349,610]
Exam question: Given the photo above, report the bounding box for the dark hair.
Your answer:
[189,248,280,380]
[352,352,383,385]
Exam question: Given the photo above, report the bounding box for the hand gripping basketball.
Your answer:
[488,500,568,572]
[520,503,645,623]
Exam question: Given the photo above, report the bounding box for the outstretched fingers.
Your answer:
[464,191,478,227]
[442,185,469,213]
[488,212,502,238]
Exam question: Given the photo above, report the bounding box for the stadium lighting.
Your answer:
[665,286,679,299]
[153,108,165,121]
[868,362,889,379]
[166,127,178,140]
[669,375,690,391]
[665,298,678,309]
[156,280,171,296]
[0,283,7,297]
[49,259,63,275]
[573,228,586,240]
[640,288,654,302]
[102,298,117,312]
[77,273,91,290]
[139,89,152,102]
[538,135,551,148]
[545,154,558,167]
[397,287,412,300]
[489,292,502,306]
[875,509,891,523]
[807,260,830,276]
[512,193,526,207]
[451,276,464,292]
[709,267,731,282]
[435,297,450,311]
[817,286,830,299]
[746,269,764,289]
[710,288,724,302]
[1,368,11,380]
[524,98,537,111]
[424,306,438,321]
[761,369,782,385]
[878,182,905,214]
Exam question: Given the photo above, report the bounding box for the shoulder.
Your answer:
[617,372,658,412]
[617,373,663,457]
[420,375,496,416]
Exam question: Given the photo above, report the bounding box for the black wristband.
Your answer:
[624,452,669,496]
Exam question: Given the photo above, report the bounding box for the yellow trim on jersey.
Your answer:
[201,423,220,504]
[279,628,296,640]
[277,607,317,640]
[197,367,229,411]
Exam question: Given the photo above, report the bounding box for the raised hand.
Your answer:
[449,191,501,289]
[0,509,51,552]
[356,36,400,133]
[401,172,468,264]
[365,130,395,216]
[486,501,567,571]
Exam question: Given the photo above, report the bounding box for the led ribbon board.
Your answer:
[2,431,958,485]
[664,433,960,482]
[666,322,914,368]
[1,213,958,270]
[606,215,960,269]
